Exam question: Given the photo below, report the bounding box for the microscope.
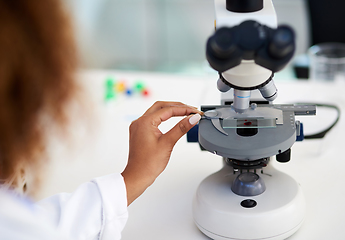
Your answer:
[191,0,315,239]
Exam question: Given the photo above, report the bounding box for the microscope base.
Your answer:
[193,164,305,240]
[195,221,303,240]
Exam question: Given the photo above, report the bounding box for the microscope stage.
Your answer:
[199,104,315,160]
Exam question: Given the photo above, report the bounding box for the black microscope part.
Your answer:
[209,28,237,59]
[206,27,242,73]
[237,127,258,137]
[226,0,263,13]
[226,158,270,170]
[237,21,266,60]
[241,199,257,208]
[276,148,291,163]
[206,21,295,73]
[268,26,295,59]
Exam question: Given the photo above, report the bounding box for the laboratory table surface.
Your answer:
[38,70,345,240]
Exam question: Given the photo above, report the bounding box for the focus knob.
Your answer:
[276,148,291,163]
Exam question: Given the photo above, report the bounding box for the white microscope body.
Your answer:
[192,0,315,239]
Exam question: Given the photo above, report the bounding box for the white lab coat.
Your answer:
[0,173,128,240]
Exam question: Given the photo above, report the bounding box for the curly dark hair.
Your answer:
[0,0,77,192]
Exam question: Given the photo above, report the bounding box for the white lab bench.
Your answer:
[38,70,345,240]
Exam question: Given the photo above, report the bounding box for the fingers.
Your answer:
[149,105,202,127]
[141,101,202,146]
[162,113,201,146]
[143,101,197,116]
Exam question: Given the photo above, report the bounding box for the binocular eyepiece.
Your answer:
[206,20,295,73]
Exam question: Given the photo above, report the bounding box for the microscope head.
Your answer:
[207,0,295,112]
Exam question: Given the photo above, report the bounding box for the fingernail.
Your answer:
[189,113,201,125]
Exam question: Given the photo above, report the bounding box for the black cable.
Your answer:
[295,103,341,139]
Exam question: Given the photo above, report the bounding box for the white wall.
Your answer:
[64,0,310,73]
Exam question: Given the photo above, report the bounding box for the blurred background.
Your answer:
[63,0,310,76]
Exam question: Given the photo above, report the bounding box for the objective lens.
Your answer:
[259,80,277,101]
[233,89,251,113]
[217,78,231,92]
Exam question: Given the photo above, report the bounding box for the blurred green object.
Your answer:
[105,78,116,100]
[134,81,145,93]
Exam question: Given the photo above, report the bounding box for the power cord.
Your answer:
[295,103,341,139]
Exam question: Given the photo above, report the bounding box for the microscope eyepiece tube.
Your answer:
[233,89,251,113]
[259,80,277,101]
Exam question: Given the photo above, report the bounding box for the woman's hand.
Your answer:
[121,101,202,205]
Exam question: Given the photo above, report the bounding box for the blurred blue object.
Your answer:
[187,124,199,143]
[296,122,304,142]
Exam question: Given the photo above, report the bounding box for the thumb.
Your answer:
[162,113,201,146]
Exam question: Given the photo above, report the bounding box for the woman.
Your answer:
[0,1,202,239]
